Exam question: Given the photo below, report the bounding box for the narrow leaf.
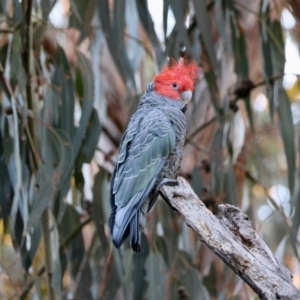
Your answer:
[193,0,218,71]
[277,84,295,194]
[135,0,165,68]
[210,127,224,195]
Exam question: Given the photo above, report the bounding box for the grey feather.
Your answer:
[109,82,187,252]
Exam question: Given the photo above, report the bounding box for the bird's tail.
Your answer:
[130,212,141,252]
[110,210,141,253]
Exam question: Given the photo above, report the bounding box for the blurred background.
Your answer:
[1,0,300,299]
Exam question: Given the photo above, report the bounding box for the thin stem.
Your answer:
[234,162,293,229]
[98,246,114,298]
[41,208,59,300]
[185,117,217,144]
[22,0,40,172]
[73,232,97,295]
[19,216,92,299]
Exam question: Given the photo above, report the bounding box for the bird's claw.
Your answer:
[159,178,179,188]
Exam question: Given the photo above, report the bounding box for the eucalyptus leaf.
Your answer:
[97,0,136,90]
[72,51,95,159]
[145,250,168,300]
[204,69,221,117]
[223,164,237,205]
[69,0,96,43]
[277,84,295,194]
[52,47,75,138]
[133,233,150,300]
[27,129,73,229]
[193,0,218,71]
[40,0,56,20]
[174,251,210,300]
[210,128,224,195]
[135,0,165,68]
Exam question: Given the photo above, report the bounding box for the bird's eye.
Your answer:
[172,82,178,89]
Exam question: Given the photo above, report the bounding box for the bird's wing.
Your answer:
[110,108,176,245]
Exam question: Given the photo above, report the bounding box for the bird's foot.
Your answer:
[156,178,179,211]
[159,191,178,211]
[158,178,179,189]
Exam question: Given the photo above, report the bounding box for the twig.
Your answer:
[73,232,97,295]
[19,265,45,299]
[19,216,92,299]
[41,208,59,300]
[160,177,300,300]
[124,32,153,59]
[0,29,15,33]
[234,162,293,230]
[185,116,217,144]
[98,246,114,298]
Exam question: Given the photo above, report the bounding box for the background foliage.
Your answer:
[0,0,300,299]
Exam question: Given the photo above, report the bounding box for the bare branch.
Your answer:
[160,177,300,300]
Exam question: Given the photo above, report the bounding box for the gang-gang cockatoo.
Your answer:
[109,58,199,252]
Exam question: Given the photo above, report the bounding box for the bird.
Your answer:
[109,58,199,252]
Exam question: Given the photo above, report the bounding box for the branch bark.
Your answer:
[160,177,300,300]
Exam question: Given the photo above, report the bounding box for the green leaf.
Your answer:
[2,116,13,164]
[27,129,73,229]
[97,0,136,89]
[229,12,253,130]
[171,251,210,300]
[260,2,273,80]
[260,5,285,121]
[72,51,95,159]
[42,210,62,294]
[163,0,170,40]
[20,225,41,272]
[204,69,221,116]
[145,250,167,300]
[277,84,295,194]
[203,263,218,298]
[165,29,180,60]
[92,170,120,300]
[292,184,300,256]
[214,0,226,41]
[269,20,285,75]
[132,233,150,300]
[193,0,218,71]
[155,235,169,266]
[40,0,56,20]
[58,204,81,244]
[76,108,101,166]
[52,47,76,138]
[11,0,23,25]
[244,94,254,131]
[10,33,26,92]
[0,158,12,219]
[223,164,237,205]
[191,165,203,198]
[170,0,193,56]
[75,67,84,99]
[156,200,179,264]
[230,13,249,80]
[210,128,224,195]
[92,169,110,252]
[69,0,96,43]
[136,0,165,68]
[75,108,101,189]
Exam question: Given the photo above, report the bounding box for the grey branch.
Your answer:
[160,177,300,300]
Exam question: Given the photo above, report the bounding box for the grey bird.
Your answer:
[109,59,198,252]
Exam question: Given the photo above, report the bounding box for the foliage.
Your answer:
[0,0,300,299]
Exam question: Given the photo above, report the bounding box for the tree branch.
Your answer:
[160,177,300,300]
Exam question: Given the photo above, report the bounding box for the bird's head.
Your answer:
[153,58,199,104]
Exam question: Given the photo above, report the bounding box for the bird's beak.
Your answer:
[180,90,192,104]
